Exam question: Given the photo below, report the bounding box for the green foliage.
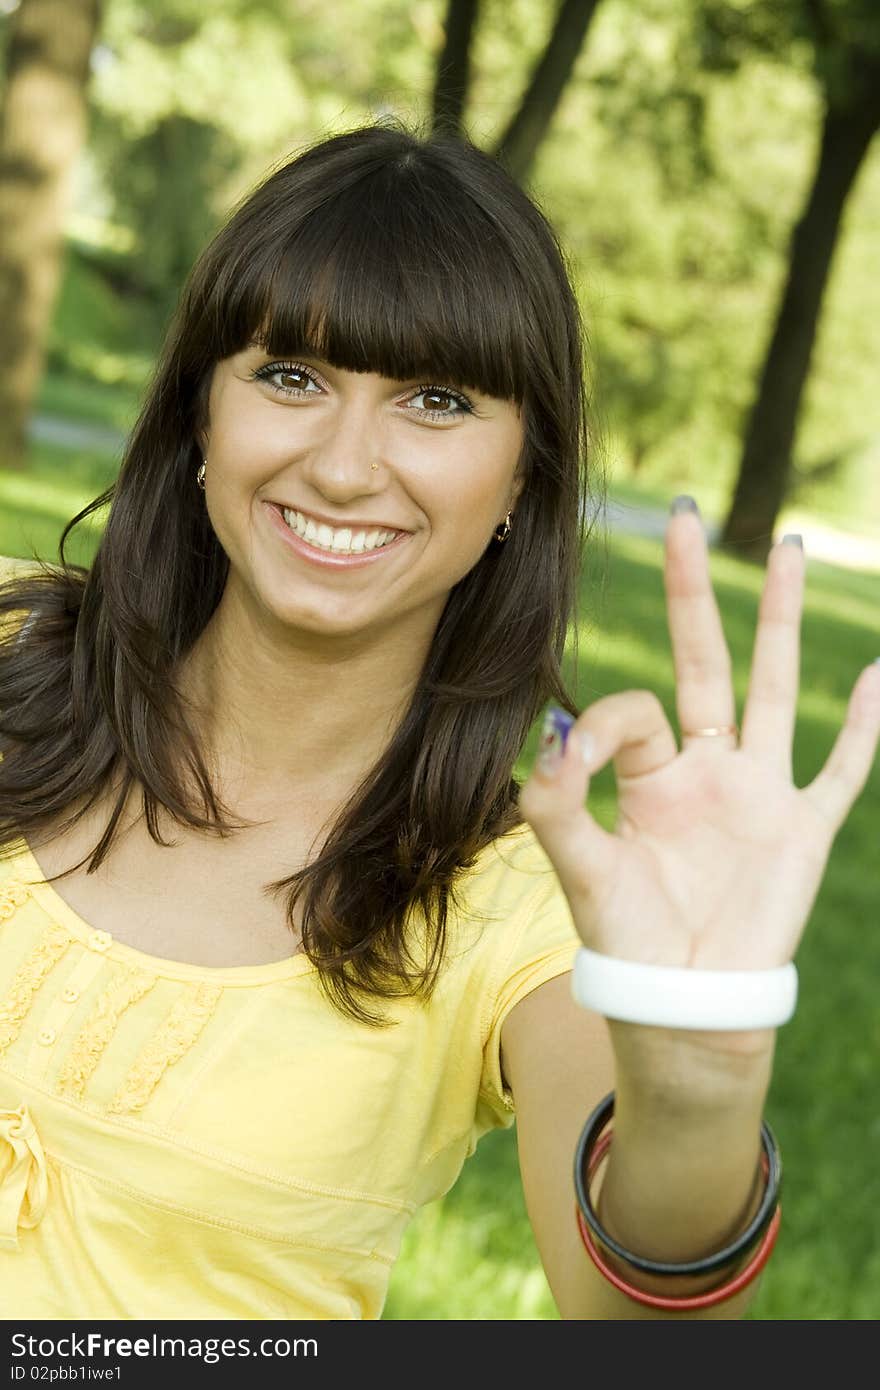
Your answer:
[45,242,157,406]
[27,0,871,532]
[526,0,880,510]
[89,113,239,317]
[695,0,880,104]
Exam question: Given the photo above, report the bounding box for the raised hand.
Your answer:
[519,500,880,998]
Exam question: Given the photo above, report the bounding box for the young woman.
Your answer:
[0,122,877,1321]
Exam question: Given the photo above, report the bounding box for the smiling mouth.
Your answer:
[270,503,406,557]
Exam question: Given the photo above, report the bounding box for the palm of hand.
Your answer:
[519,506,880,977]
[593,745,830,972]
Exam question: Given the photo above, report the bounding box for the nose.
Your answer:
[300,389,387,498]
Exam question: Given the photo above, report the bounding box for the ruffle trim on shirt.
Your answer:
[107,981,223,1115]
[0,924,70,1058]
[56,968,157,1101]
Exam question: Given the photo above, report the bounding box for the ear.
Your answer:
[509,467,526,513]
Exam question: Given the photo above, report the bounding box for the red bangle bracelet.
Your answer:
[576,1131,782,1311]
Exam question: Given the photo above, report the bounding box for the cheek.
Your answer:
[433,443,518,527]
[422,477,493,537]
[436,416,516,481]
[211,390,289,474]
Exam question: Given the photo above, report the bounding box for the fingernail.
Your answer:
[670,495,700,516]
[536,705,574,777]
[575,730,596,768]
[781,533,803,549]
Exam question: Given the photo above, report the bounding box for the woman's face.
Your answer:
[198,341,525,641]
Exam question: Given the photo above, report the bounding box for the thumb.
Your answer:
[518,705,618,910]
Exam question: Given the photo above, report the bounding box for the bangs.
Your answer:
[211,157,530,402]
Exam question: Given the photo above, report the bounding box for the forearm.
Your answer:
[583,1029,776,1319]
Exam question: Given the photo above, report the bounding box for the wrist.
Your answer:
[608,1021,775,1112]
[569,1089,784,1306]
[574,1095,782,1311]
[572,948,798,1035]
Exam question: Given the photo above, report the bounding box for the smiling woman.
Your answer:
[0,117,873,1324]
[0,120,602,1320]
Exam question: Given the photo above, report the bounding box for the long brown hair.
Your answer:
[0,120,605,1024]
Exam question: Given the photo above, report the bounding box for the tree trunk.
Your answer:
[431,0,479,137]
[720,86,880,564]
[0,0,102,470]
[491,0,601,185]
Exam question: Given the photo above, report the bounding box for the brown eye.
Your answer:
[251,362,321,396]
[409,385,473,419]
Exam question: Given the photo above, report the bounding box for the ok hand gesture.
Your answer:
[519,499,880,1050]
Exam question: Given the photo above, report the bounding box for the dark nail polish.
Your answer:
[670,495,700,516]
[540,705,574,750]
[781,533,803,549]
[536,705,574,776]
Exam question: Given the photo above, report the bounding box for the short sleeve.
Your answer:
[475,866,579,1137]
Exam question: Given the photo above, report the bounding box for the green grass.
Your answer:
[3,437,878,1320]
[0,441,116,570]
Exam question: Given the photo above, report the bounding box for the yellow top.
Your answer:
[0,556,579,1320]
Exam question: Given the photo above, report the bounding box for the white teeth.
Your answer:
[281,508,400,555]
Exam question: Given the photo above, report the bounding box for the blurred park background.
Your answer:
[1,0,878,1318]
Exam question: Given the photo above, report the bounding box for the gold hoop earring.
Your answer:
[493,511,512,543]
[197,460,206,490]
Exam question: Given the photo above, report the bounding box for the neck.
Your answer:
[176,577,439,815]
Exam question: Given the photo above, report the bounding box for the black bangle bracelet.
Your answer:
[573,1091,783,1278]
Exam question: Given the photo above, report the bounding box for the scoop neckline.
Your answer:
[5,822,535,988]
[8,837,318,986]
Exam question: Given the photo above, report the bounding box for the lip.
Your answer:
[267,500,410,536]
[264,501,412,569]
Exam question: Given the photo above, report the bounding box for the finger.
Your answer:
[739,535,805,776]
[519,694,677,903]
[800,660,880,834]
[573,689,679,783]
[664,502,737,746]
[518,707,617,908]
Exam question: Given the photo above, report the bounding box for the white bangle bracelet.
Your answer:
[572,947,798,1030]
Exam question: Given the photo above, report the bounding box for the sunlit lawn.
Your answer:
[3,435,878,1320]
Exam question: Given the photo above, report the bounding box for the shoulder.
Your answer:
[418,820,577,1006]
[456,821,581,1135]
[459,821,566,917]
[458,821,579,958]
[448,820,580,1026]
